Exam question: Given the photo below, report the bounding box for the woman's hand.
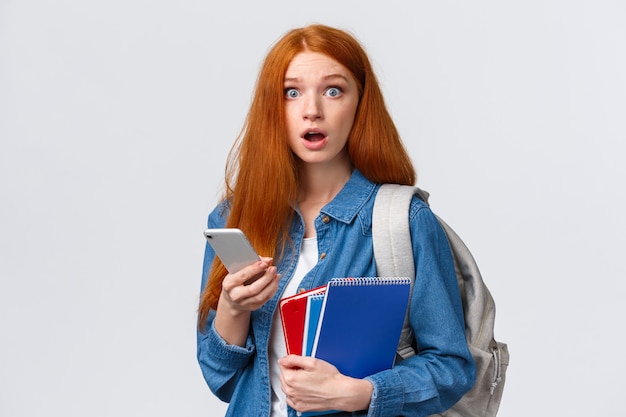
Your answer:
[220,257,280,312]
[278,355,373,414]
[214,257,280,346]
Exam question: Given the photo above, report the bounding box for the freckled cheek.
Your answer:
[338,110,357,135]
[284,109,298,137]
[284,120,301,149]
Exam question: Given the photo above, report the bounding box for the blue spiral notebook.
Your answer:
[311,277,412,379]
[302,293,325,356]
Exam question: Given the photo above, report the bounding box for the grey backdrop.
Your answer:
[1,1,625,416]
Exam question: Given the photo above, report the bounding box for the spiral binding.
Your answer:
[308,293,326,300]
[328,277,412,286]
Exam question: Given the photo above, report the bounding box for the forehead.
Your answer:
[284,51,350,79]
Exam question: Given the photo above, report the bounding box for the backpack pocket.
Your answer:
[437,342,509,417]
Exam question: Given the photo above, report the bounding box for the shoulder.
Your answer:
[373,183,433,221]
[408,194,432,219]
[407,194,445,238]
[207,199,231,228]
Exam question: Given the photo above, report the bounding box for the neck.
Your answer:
[298,163,353,205]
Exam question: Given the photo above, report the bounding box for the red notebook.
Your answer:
[278,285,326,355]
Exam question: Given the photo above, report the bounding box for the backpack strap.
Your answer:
[372,184,416,279]
[374,184,498,348]
[372,183,425,361]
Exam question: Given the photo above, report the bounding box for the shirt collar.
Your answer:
[320,170,377,224]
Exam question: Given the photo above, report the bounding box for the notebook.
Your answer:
[302,293,326,356]
[311,277,412,379]
[279,285,326,355]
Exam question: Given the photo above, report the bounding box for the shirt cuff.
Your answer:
[365,370,404,417]
[205,320,255,365]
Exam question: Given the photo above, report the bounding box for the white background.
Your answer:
[1,1,625,416]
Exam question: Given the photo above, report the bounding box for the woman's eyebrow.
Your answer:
[283,73,349,84]
[322,73,349,82]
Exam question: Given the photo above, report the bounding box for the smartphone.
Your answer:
[204,228,263,284]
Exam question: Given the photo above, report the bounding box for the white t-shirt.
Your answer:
[269,237,319,417]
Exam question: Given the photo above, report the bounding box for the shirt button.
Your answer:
[321,215,330,224]
[320,252,327,260]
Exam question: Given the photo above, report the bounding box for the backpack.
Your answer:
[372,184,509,417]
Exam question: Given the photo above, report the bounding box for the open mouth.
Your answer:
[303,131,326,142]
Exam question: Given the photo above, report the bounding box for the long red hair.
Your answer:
[198,24,416,328]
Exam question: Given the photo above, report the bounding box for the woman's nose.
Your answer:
[303,96,323,120]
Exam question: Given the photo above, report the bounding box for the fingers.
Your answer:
[278,356,341,413]
[221,259,280,311]
[247,265,281,302]
[222,259,273,289]
[278,354,315,371]
[237,258,273,286]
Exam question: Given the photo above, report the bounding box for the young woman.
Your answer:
[197,24,475,417]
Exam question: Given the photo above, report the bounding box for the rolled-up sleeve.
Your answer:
[197,314,256,402]
[196,203,257,402]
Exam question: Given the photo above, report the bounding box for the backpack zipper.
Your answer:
[490,345,503,395]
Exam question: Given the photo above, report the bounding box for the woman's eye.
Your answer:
[285,88,300,98]
[325,87,342,97]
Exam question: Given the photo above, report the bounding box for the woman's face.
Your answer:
[283,51,359,169]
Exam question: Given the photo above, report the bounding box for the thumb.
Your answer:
[278,354,312,370]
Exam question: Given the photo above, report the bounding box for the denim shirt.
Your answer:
[197,170,475,417]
